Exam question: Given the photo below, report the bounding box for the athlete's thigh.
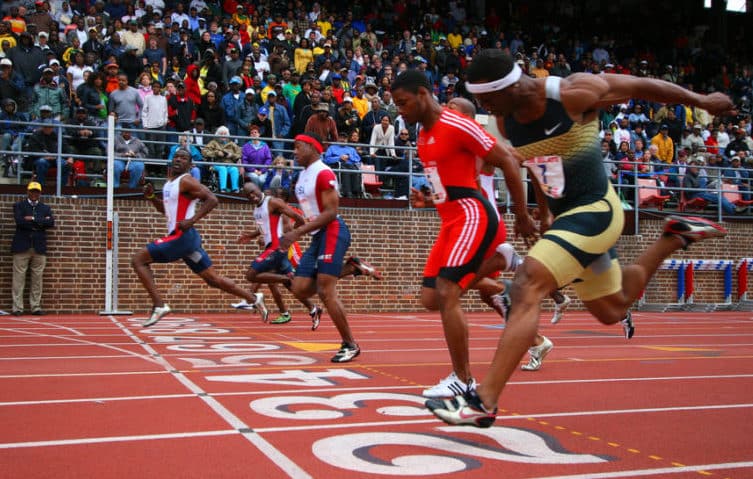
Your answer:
[528,186,623,290]
[315,217,351,277]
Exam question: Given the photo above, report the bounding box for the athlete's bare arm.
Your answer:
[271,197,306,228]
[560,73,736,123]
[482,143,538,241]
[237,227,261,244]
[177,175,218,231]
[527,172,552,234]
[142,181,165,214]
[279,187,339,250]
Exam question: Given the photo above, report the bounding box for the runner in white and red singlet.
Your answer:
[132,149,261,327]
[279,132,381,363]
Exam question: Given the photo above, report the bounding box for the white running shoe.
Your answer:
[521,336,553,371]
[422,371,476,398]
[253,292,269,323]
[231,299,255,310]
[143,304,171,327]
[551,294,571,324]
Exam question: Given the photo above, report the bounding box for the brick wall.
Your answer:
[1,194,751,314]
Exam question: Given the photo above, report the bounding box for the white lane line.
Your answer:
[4,374,753,406]
[251,402,753,433]
[2,318,84,336]
[106,316,313,479]
[0,430,237,449]
[536,461,753,478]
[0,355,142,360]
[0,328,161,366]
[0,393,196,406]
[0,371,168,379]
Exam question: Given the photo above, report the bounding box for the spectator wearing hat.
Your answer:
[11,181,55,316]
[683,123,706,154]
[683,158,736,214]
[82,27,105,58]
[240,123,273,187]
[221,75,245,137]
[336,95,361,136]
[651,123,674,164]
[32,67,67,120]
[221,45,243,87]
[351,85,369,119]
[249,105,273,137]
[237,87,258,133]
[304,101,338,147]
[0,58,24,105]
[203,125,243,192]
[7,32,46,111]
[121,19,145,55]
[724,126,750,160]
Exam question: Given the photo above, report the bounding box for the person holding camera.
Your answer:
[11,182,54,316]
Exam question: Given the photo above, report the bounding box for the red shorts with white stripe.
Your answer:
[422,196,499,289]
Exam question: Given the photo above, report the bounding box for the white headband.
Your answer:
[465,63,522,94]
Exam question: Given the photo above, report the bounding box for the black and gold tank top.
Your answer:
[504,76,608,216]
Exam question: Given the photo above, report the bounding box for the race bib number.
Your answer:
[523,155,565,198]
[423,166,447,204]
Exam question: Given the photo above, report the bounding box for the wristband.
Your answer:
[145,193,156,200]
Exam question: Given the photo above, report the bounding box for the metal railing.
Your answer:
[1,119,750,223]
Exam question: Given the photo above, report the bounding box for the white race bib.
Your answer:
[423,166,448,204]
[523,155,565,198]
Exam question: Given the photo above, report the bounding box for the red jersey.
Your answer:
[417,108,496,220]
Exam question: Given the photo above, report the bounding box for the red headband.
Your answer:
[295,134,323,154]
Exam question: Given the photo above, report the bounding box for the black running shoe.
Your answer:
[331,342,360,362]
[621,311,635,339]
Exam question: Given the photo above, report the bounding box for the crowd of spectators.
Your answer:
[0,0,750,207]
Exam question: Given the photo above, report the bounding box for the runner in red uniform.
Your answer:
[391,70,537,396]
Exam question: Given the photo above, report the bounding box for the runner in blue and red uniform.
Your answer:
[132,149,260,327]
[279,132,376,363]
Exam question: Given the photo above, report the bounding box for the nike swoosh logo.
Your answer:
[544,123,562,136]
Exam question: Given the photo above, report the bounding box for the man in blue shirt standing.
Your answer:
[11,181,54,316]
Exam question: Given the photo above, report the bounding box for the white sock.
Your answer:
[496,243,522,272]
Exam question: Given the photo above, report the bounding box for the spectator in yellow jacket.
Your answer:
[651,124,675,163]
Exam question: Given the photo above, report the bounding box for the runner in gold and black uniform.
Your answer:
[426,49,733,428]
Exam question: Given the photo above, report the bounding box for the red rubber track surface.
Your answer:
[1,310,752,478]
